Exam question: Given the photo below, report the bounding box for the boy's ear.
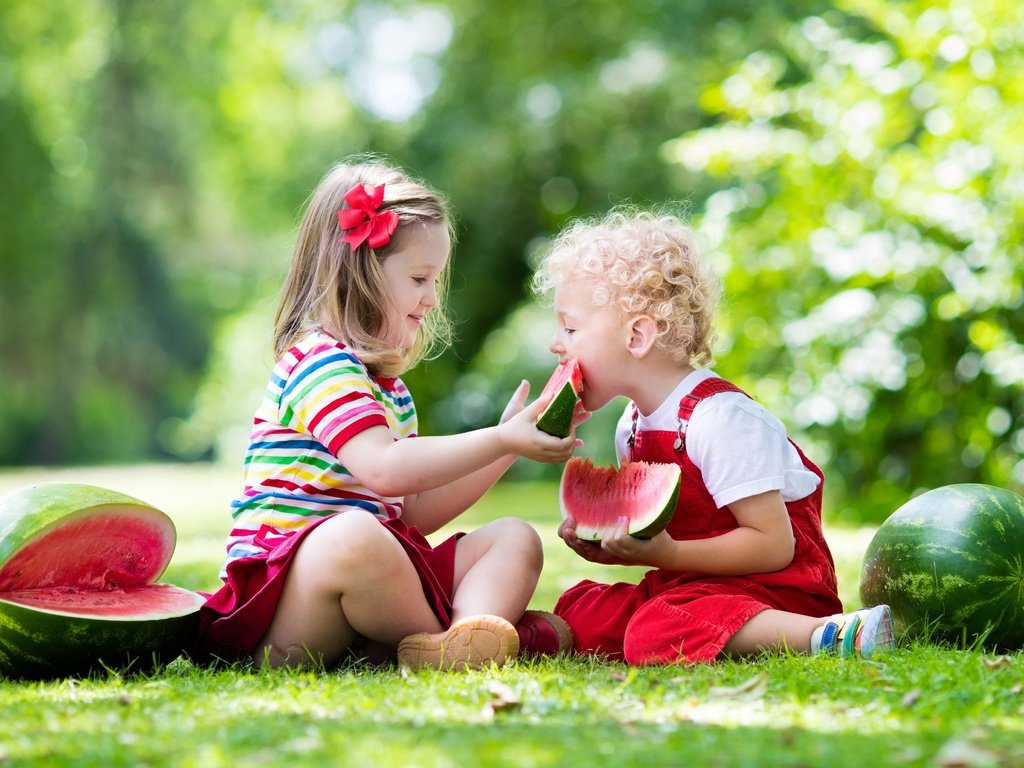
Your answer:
[626,315,658,359]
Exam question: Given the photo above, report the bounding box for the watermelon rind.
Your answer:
[0,482,205,678]
[559,458,680,542]
[859,483,1024,650]
[536,359,583,438]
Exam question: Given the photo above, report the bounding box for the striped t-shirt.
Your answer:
[222,331,416,569]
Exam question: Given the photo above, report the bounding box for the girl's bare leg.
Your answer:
[450,517,543,622]
[394,518,543,671]
[256,512,442,668]
[722,609,823,657]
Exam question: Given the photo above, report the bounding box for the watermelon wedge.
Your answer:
[536,358,584,438]
[859,483,1024,650]
[0,483,205,679]
[559,457,680,541]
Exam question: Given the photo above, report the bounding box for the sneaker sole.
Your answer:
[397,615,519,671]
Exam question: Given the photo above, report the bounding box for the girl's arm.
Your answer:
[400,381,527,533]
[572,490,796,574]
[405,381,592,533]
[336,382,576,527]
[402,457,516,534]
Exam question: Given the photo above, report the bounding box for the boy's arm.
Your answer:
[597,490,796,575]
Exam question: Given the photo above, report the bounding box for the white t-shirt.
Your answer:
[614,368,821,509]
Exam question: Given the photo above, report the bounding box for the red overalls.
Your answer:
[553,377,843,665]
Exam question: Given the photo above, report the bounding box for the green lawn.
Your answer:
[0,464,1021,767]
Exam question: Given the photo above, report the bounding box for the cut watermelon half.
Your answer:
[0,483,205,679]
[536,358,584,438]
[559,457,680,541]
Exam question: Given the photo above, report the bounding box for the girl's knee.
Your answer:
[488,517,543,562]
[456,518,543,581]
[486,517,542,545]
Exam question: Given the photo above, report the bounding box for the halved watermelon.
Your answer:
[0,483,205,679]
[536,358,584,438]
[559,457,680,541]
[859,483,1024,650]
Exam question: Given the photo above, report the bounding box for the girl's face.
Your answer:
[549,278,631,412]
[380,222,450,350]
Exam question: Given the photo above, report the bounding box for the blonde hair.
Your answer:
[533,208,720,365]
[273,157,455,377]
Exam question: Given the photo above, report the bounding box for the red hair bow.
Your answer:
[337,184,399,250]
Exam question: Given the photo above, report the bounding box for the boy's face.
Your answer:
[549,278,631,412]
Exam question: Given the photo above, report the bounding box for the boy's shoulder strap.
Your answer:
[678,377,750,425]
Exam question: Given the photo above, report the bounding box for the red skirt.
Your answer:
[190,514,463,664]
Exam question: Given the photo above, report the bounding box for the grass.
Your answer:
[0,463,1022,767]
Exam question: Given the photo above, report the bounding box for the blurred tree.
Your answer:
[0,1,213,463]
[399,0,832,430]
[660,0,1024,519]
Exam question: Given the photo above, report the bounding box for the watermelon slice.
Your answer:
[559,457,680,541]
[0,483,205,679]
[859,483,1024,650]
[536,358,584,438]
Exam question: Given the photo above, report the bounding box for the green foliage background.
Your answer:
[0,0,1020,522]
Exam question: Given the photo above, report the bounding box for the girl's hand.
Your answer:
[558,514,632,566]
[499,380,531,424]
[497,382,578,463]
[598,517,675,568]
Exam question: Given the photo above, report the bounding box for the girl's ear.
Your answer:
[626,315,658,359]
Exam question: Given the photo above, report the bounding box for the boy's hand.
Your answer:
[558,515,632,566]
[599,517,675,568]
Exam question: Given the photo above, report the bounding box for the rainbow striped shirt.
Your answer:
[222,331,416,569]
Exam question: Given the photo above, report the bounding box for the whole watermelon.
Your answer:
[859,484,1024,649]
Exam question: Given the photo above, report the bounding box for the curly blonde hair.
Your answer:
[532,209,720,365]
[273,156,455,377]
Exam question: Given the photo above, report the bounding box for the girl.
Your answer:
[532,209,894,665]
[194,158,575,671]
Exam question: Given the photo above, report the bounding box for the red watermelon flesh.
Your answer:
[0,483,205,678]
[0,509,171,591]
[560,457,680,541]
[1,584,200,618]
[536,358,584,438]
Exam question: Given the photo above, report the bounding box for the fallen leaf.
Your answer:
[486,680,522,711]
[900,689,921,709]
[982,656,1013,671]
[935,738,1000,768]
[708,674,768,701]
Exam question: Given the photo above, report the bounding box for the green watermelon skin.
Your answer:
[859,484,1024,649]
[536,359,583,438]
